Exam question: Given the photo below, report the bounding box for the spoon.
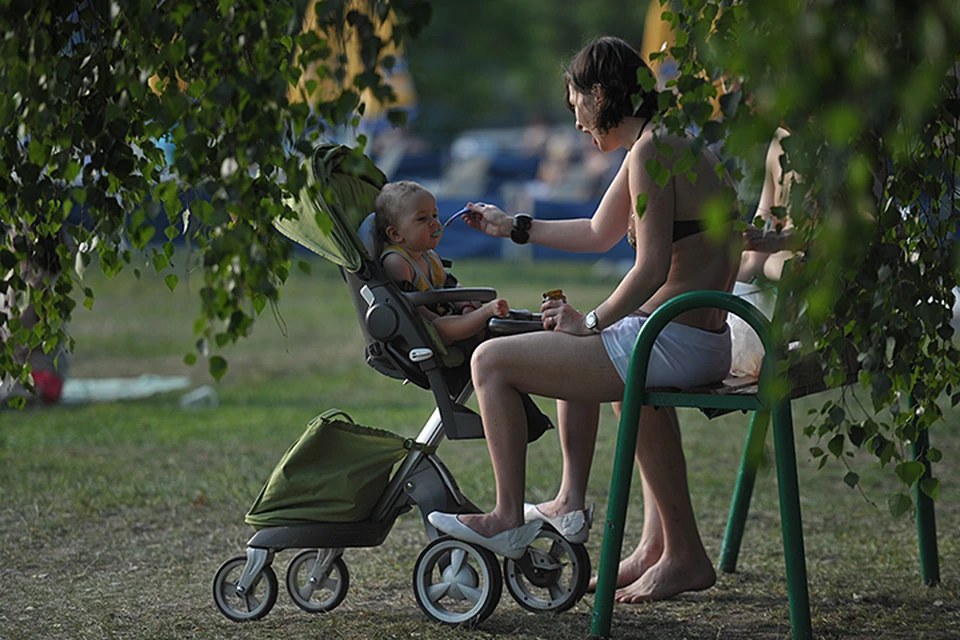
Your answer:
[443,206,471,228]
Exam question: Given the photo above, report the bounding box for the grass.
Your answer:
[1,256,958,639]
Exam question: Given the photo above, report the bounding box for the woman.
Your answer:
[427,36,740,603]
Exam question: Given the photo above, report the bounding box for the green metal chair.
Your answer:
[589,290,940,639]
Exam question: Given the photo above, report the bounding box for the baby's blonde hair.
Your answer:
[374,181,431,254]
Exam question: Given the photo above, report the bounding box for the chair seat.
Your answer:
[645,342,860,418]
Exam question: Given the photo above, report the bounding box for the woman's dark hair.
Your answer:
[563,36,660,133]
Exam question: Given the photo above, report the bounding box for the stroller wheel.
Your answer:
[413,537,502,628]
[212,554,278,622]
[285,549,350,613]
[503,526,590,613]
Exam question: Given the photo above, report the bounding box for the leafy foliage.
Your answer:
[653,0,960,513]
[0,0,429,390]
[4,0,959,516]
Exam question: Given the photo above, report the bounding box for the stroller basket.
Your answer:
[245,409,410,528]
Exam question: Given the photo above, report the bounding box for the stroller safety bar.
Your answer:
[405,287,496,308]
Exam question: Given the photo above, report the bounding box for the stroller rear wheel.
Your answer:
[212,554,278,622]
[503,527,590,613]
[285,549,350,613]
[413,537,502,628]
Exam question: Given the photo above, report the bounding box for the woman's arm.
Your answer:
[544,136,674,335]
[463,155,633,254]
[590,136,673,328]
[754,128,793,226]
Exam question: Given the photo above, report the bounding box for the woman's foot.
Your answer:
[587,541,662,592]
[523,500,593,543]
[528,497,584,520]
[456,512,517,538]
[613,552,716,603]
[427,512,540,560]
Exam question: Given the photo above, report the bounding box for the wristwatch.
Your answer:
[584,309,601,333]
[510,214,533,244]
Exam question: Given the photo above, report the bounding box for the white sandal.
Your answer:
[427,512,543,559]
[522,503,594,543]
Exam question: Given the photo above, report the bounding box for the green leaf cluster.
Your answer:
[0,0,429,392]
[656,0,960,514]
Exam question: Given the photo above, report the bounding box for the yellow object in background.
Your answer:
[640,0,730,120]
[640,0,680,90]
[288,0,417,119]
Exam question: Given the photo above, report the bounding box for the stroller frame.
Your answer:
[212,145,590,628]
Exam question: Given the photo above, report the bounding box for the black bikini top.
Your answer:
[628,214,737,249]
[671,219,708,242]
[630,119,738,245]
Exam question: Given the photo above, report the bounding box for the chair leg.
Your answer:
[913,428,940,586]
[590,400,645,638]
[771,400,812,640]
[720,410,770,573]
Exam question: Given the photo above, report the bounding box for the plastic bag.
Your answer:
[728,282,777,378]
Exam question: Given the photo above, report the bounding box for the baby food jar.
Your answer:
[542,289,566,303]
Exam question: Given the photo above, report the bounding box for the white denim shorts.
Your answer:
[601,314,732,388]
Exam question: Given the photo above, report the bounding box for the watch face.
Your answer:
[586,311,597,329]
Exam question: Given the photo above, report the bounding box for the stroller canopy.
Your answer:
[275,145,387,272]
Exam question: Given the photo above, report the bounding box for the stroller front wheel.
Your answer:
[285,549,350,613]
[503,526,590,613]
[212,554,278,622]
[413,537,502,628]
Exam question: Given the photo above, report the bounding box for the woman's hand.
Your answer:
[743,225,778,252]
[463,202,513,238]
[540,299,593,336]
[743,222,796,253]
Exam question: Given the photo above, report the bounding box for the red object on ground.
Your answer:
[31,371,64,404]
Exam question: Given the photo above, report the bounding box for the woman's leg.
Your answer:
[457,331,624,538]
[614,405,716,602]
[587,401,666,591]
[534,399,600,517]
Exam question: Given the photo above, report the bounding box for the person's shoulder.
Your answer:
[382,250,415,283]
[630,125,684,161]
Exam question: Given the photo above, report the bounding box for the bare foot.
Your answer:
[456,512,517,538]
[587,542,662,593]
[613,553,716,603]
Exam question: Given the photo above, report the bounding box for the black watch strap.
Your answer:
[510,214,533,245]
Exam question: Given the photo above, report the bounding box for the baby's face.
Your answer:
[393,191,441,252]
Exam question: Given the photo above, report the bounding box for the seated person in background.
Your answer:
[374,181,510,345]
[737,127,798,283]
[1,225,70,405]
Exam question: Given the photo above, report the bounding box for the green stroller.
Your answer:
[211,144,590,628]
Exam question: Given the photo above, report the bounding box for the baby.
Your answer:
[374,181,509,345]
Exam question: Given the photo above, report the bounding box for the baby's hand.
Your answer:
[489,298,510,318]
